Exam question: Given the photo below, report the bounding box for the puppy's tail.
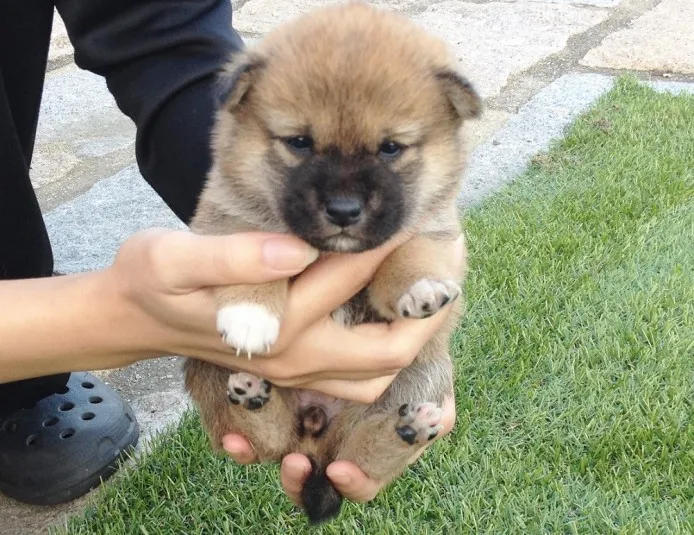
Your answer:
[300,457,343,524]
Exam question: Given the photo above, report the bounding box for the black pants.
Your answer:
[0,0,244,417]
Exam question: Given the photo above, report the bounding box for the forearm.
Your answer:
[0,271,153,383]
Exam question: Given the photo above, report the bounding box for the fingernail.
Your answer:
[329,471,352,486]
[262,237,319,271]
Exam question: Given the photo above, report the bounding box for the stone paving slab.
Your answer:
[47,9,73,71]
[581,0,694,74]
[232,0,421,35]
[414,2,609,98]
[31,62,136,214]
[458,73,614,207]
[233,0,609,98]
[44,166,183,274]
[517,0,620,6]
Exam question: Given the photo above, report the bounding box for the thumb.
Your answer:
[134,229,319,289]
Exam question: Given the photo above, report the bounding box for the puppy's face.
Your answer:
[212,3,481,252]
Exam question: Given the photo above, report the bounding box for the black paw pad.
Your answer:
[246,396,267,410]
[396,425,417,445]
[227,395,240,405]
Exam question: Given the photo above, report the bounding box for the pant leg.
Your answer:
[0,0,55,280]
[0,1,70,418]
[55,0,245,223]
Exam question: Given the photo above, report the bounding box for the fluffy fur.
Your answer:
[184,2,481,524]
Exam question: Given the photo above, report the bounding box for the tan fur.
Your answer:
[184,1,480,522]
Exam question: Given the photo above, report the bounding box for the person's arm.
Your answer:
[54,0,244,222]
[0,231,307,383]
[1,229,459,398]
[0,271,140,382]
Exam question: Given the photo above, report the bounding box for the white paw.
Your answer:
[216,304,280,357]
[397,278,460,319]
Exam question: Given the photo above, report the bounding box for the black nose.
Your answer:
[325,197,363,227]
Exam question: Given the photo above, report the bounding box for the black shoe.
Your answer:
[0,372,139,505]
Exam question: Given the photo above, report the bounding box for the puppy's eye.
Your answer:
[283,135,314,153]
[378,141,404,158]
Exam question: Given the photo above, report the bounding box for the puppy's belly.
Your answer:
[294,390,346,421]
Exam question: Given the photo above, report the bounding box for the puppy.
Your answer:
[184,1,481,524]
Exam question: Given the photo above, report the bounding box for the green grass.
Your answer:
[56,77,694,534]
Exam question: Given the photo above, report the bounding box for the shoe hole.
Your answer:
[59,402,74,411]
[81,381,94,389]
[60,429,75,439]
[26,434,39,446]
[81,412,95,421]
[2,421,18,433]
[43,417,59,427]
[89,396,103,404]
[56,385,69,394]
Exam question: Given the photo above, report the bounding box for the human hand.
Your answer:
[111,228,464,402]
[223,396,456,504]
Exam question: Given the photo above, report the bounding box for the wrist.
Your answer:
[99,266,167,362]
[0,270,152,383]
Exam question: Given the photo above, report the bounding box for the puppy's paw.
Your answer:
[216,304,280,357]
[227,372,272,410]
[395,402,443,445]
[397,278,460,319]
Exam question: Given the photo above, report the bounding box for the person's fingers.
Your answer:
[275,232,412,342]
[200,296,456,387]
[274,232,464,353]
[132,229,319,290]
[343,299,459,369]
[221,434,259,464]
[280,453,313,506]
[325,461,382,503]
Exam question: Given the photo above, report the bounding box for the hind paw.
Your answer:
[227,372,272,410]
[395,402,443,445]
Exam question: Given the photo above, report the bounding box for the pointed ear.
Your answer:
[435,70,482,120]
[214,53,266,112]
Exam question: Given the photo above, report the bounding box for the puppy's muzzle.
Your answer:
[324,197,363,227]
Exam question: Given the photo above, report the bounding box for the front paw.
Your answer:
[397,278,460,319]
[216,303,280,358]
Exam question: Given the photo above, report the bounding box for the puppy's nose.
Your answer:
[325,197,363,227]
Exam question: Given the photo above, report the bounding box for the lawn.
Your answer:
[56,77,694,534]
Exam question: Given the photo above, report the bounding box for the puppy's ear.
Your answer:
[214,53,266,112]
[435,70,482,120]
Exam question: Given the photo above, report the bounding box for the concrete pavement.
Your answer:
[3,0,693,532]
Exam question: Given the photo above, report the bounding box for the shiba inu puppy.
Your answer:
[184,1,481,523]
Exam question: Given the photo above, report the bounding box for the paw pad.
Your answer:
[397,279,460,319]
[227,372,272,410]
[395,402,443,445]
